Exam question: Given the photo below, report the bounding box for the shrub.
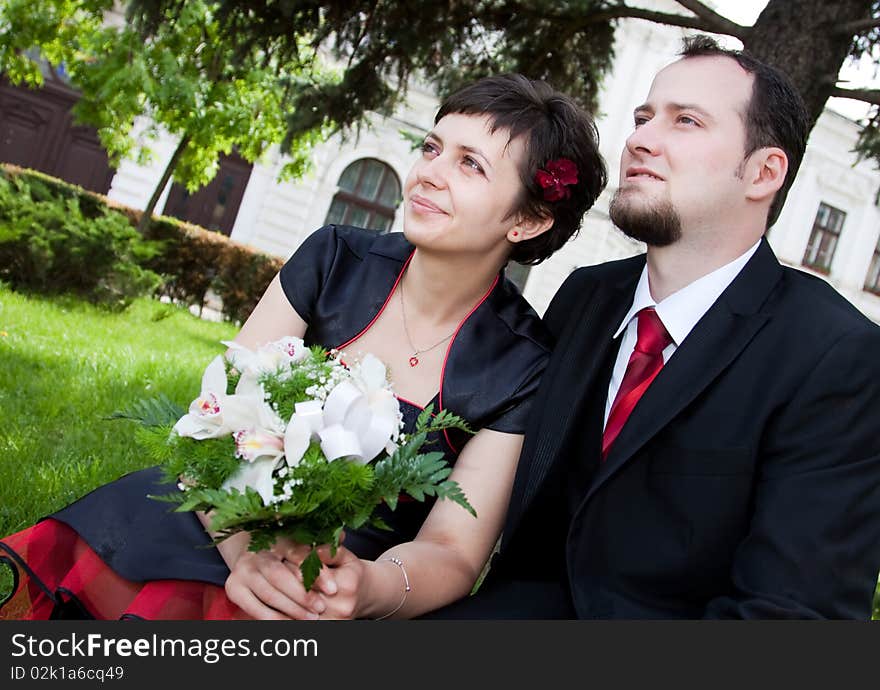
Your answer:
[0,173,162,310]
[214,244,282,324]
[140,216,227,314]
[0,165,283,324]
[140,216,283,323]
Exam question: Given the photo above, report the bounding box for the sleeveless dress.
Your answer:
[0,225,552,619]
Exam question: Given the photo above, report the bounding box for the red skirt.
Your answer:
[0,519,246,620]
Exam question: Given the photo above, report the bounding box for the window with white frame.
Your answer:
[324,158,401,233]
[802,202,846,273]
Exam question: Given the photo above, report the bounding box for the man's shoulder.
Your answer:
[566,253,646,285]
[549,253,645,309]
[773,264,880,336]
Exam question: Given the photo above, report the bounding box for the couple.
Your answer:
[4,36,880,620]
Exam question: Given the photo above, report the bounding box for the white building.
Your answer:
[104,3,880,324]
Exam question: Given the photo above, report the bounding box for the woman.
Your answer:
[0,74,606,620]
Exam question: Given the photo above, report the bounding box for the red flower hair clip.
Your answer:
[535,158,578,202]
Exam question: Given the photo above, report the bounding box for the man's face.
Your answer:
[610,56,754,246]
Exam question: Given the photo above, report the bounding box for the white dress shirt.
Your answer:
[603,240,761,428]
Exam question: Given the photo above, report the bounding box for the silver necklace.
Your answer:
[399,279,456,367]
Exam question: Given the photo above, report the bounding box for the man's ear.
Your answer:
[507,213,554,244]
[745,147,788,203]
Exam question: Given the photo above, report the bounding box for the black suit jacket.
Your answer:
[433,239,880,619]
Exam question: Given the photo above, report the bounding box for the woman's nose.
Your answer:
[415,153,449,189]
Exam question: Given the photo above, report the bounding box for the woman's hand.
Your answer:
[271,541,368,620]
[224,538,330,620]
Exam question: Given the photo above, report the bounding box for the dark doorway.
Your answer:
[0,70,115,194]
[163,151,253,235]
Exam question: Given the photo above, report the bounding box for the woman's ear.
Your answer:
[507,214,554,243]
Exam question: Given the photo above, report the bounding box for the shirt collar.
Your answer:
[613,239,762,345]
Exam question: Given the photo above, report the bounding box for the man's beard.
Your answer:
[609,186,682,247]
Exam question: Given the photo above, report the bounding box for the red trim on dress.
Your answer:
[439,274,500,453]
[394,394,425,410]
[335,250,415,352]
[336,249,499,455]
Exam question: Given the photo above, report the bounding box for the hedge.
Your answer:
[0,164,283,323]
[0,169,162,310]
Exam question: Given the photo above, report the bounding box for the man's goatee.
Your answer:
[609,187,682,247]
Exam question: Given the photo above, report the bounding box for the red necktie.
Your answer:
[602,307,672,460]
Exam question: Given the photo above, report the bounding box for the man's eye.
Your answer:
[421,141,439,156]
[634,116,649,127]
[678,115,699,126]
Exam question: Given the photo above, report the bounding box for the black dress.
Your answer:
[0,225,552,618]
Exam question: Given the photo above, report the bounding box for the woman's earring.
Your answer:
[512,230,519,237]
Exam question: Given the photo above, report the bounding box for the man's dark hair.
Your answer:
[436,74,607,264]
[679,35,809,228]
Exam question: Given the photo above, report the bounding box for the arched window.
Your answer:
[324,158,401,232]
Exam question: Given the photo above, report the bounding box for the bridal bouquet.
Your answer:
[120,337,474,589]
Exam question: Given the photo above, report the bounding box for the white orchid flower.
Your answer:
[311,354,402,465]
[348,353,404,447]
[223,337,309,387]
[173,355,268,440]
[220,456,281,506]
[233,428,285,462]
[219,425,288,506]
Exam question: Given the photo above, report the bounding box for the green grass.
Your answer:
[0,286,236,536]
[0,286,236,603]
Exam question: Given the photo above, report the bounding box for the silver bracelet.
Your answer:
[374,557,411,620]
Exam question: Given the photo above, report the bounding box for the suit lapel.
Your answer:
[503,261,641,538]
[583,239,783,502]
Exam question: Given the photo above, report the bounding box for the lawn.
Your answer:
[0,286,237,536]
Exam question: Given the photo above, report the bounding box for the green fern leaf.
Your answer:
[301,548,322,591]
[107,393,185,427]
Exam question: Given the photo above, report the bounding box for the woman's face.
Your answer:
[403,113,527,258]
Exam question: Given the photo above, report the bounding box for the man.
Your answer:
[432,35,880,619]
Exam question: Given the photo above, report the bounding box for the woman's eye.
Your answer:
[633,116,648,127]
[463,156,484,174]
[678,115,699,126]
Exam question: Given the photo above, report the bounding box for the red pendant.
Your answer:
[409,356,419,367]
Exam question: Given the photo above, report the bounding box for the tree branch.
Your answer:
[834,17,880,36]
[580,6,725,35]
[830,85,880,106]
[674,0,749,38]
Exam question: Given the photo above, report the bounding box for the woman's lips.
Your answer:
[409,194,447,214]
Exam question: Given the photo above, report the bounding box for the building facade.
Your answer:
[7,2,880,322]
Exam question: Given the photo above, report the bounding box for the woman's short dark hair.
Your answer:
[436,74,607,264]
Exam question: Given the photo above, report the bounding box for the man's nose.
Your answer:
[626,121,661,157]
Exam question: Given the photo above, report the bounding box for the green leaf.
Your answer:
[370,516,392,532]
[107,393,185,426]
[300,547,322,592]
[415,403,435,431]
[147,491,185,504]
